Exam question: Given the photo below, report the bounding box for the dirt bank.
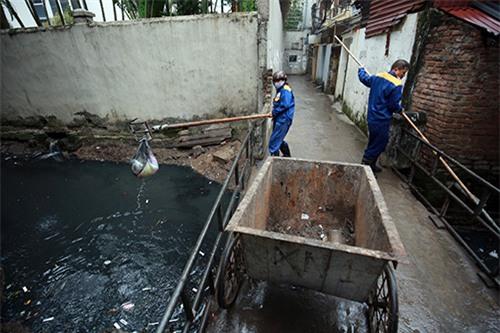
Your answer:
[0,137,243,184]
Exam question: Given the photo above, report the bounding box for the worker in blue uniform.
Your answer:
[269,70,295,157]
[358,59,410,173]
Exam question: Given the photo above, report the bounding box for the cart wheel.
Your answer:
[216,233,244,309]
[367,265,398,333]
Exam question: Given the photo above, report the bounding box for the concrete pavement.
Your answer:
[208,75,499,332]
[286,75,499,332]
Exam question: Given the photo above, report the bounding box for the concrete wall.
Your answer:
[267,0,284,71]
[283,31,308,74]
[334,13,419,123]
[1,13,259,123]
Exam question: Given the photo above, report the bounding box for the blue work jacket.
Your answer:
[358,68,403,123]
[272,84,295,122]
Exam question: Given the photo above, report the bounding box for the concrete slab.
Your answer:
[208,75,499,332]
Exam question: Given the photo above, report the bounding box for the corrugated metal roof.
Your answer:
[364,0,426,38]
[435,1,500,35]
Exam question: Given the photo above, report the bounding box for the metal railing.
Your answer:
[393,127,500,286]
[156,123,258,333]
[1,0,126,28]
[0,0,255,30]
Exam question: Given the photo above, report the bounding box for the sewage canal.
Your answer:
[1,158,225,332]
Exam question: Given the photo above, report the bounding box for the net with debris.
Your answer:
[130,139,159,178]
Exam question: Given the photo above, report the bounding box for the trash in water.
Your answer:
[42,317,54,322]
[169,317,179,323]
[113,322,121,329]
[119,319,128,326]
[192,287,198,293]
[130,139,159,178]
[6,284,12,290]
[38,141,66,162]
[145,199,149,204]
[103,260,112,266]
[71,237,83,244]
[319,224,326,240]
[489,250,498,259]
[142,287,152,292]
[479,248,484,253]
[44,233,59,241]
[148,322,160,326]
[36,301,41,305]
[22,286,29,293]
[121,301,135,311]
[198,250,205,256]
[24,299,31,305]
[301,213,310,220]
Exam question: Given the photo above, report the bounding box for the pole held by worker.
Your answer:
[152,113,272,132]
[334,34,481,204]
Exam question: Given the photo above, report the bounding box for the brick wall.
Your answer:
[409,11,499,172]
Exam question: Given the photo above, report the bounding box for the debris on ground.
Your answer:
[267,205,355,245]
[212,144,236,164]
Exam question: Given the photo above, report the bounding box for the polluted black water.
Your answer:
[1,157,225,332]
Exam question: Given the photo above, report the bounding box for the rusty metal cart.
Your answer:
[216,157,406,333]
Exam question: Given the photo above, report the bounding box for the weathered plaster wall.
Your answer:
[267,0,284,71]
[1,13,259,124]
[334,13,419,126]
[284,31,309,74]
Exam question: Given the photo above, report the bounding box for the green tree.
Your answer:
[116,0,167,18]
[174,0,201,15]
[50,8,74,25]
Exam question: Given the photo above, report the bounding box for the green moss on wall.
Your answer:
[341,103,368,135]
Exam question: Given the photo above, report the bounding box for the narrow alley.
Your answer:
[208,75,499,333]
[1,1,498,332]
[286,75,500,332]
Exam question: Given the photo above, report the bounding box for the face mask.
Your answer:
[274,80,285,89]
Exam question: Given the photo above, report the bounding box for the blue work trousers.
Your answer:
[269,119,292,156]
[363,121,391,162]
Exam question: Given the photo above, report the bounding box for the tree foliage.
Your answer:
[115,0,256,19]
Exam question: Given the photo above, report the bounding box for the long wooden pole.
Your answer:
[152,113,272,131]
[334,34,478,202]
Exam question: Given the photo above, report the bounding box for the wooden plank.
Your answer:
[178,128,231,142]
[172,136,229,148]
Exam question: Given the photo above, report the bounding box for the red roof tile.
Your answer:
[365,0,426,38]
[437,5,500,35]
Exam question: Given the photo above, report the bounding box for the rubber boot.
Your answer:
[362,158,381,173]
[280,141,291,158]
[371,158,382,173]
